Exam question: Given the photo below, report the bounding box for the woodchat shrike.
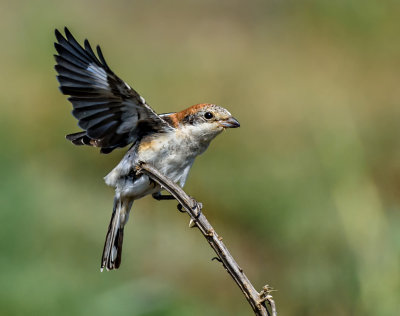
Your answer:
[54,27,240,271]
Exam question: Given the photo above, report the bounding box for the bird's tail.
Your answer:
[101,197,134,271]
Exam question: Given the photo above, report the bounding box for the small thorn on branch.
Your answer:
[259,285,277,316]
[206,229,214,237]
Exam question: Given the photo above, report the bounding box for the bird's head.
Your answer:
[170,103,240,144]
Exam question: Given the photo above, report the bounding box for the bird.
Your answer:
[54,27,240,271]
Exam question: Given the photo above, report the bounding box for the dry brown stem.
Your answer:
[138,162,277,316]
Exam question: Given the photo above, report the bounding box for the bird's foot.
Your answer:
[152,192,175,201]
[177,203,186,213]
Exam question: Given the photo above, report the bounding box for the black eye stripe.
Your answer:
[182,114,195,125]
[204,112,214,119]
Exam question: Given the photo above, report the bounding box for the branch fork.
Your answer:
[137,162,277,316]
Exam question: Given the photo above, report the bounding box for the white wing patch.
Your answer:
[87,64,109,88]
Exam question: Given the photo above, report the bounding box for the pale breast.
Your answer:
[137,131,197,185]
[105,126,213,195]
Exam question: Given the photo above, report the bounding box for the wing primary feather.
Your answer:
[84,39,102,66]
[54,47,88,69]
[55,34,92,65]
[54,29,66,44]
[54,36,92,66]
[96,45,111,71]
[68,98,119,108]
[55,66,99,85]
[64,27,99,65]
[57,74,100,86]
[54,55,92,76]
[73,105,122,121]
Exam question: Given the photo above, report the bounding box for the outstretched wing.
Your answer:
[54,27,173,153]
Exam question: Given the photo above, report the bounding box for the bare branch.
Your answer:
[137,162,277,316]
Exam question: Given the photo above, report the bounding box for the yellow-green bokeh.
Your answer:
[0,1,399,315]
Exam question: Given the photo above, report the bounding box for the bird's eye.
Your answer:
[204,112,214,119]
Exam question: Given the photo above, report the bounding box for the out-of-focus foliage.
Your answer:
[0,1,399,315]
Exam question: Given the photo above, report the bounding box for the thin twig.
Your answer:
[137,162,277,316]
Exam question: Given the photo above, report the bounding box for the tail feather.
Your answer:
[66,131,92,146]
[101,197,133,271]
[66,132,116,154]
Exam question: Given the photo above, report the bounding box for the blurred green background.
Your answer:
[0,0,399,315]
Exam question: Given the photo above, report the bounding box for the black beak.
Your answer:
[220,117,240,128]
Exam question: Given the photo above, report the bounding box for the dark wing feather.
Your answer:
[54,27,173,153]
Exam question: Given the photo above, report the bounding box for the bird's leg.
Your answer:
[152,192,175,201]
